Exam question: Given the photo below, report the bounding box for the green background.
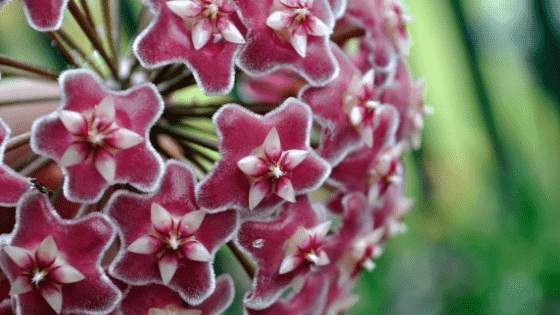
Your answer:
[1,0,559,314]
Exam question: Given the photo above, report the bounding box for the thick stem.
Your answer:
[45,32,79,68]
[5,132,30,152]
[101,0,118,62]
[227,241,255,279]
[154,123,219,150]
[56,29,105,77]
[0,54,59,80]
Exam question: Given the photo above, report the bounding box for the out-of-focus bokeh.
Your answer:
[1,0,559,314]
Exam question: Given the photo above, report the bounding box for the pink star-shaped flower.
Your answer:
[299,44,400,165]
[233,0,338,86]
[196,98,330,220]
[0,191,121,315]
[235,195,330,310]
[406,79,431,149]
[31,69,164,203]
[0,0,69,31]
[112,274,234,315]
[106,160,237,304]
[0,119,31,207]
[134,0,247,95]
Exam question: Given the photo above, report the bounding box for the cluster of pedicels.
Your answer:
[0,0,429,313]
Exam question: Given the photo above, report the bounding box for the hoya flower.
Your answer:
[0,191,121,315]
[235,195,330,310]
[382,0,411,56]
[107,161,237,304]
[196,99,330,219]
[134,0,247,95]
[112,274,234,315]
[365,141,407,206]
[0,119,31,207]
[31,69,164,203]
[233,0,338,86]
[300,44,399,165]
[372,182,413,239]
[0,0,69,31]
[406,79,430,149]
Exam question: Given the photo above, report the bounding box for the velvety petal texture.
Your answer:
[0,119,31,207]
[107,160,238,304]
[235,195,328,310]
[30,69,165,203]
[196,98,331,220]
[0,0,69,31]
[0,191,121,315]
[234,0,339,86]
[134,0,247,95]
[111,274,234,315]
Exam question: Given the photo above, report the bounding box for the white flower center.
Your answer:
[32,269,47,286]
[208,3,219,14]
[295,8,310,17]
[271,165,284,178]
[168,236,180,250]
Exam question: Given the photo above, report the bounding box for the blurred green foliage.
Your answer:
[1,0,560,314]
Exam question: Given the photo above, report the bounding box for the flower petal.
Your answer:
[41,284,63,314]
[266,10,295,30]
[291,24,308,58]
[151,203,174,235]
[94,148,116,183]
[308,220,332,239]
[279,0,300,8]
[9,275,33,295]
[35,235,57,268]
[3,246,34,269]
[306,15,331,36]
[192,18,213,50]
[58,110,87,135]
[280,150,308,171]
[249,178,271,210]
[263,128,282,162]
[217,17,245,44]
[177,210,205,237]
[59,142,89,168]
[276,176,295,203]
[181,241,212,262]
[158,253,179,285]
[93,96,115,131]
[127,235,165,254]
[279,254,304,274]
[49,265,85,284]
[104,128,144,149]
[237,155,269,177]
[166,0,204,19]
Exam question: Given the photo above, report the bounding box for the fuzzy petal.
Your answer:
[93,96,115,131]
[237,155,269,177]
[9,275,33,295]
[263,128,282,163]
[49,265,85,284]
[94,148,116,183]
[217,17,246,44]
[279,254,304,274]
[279,150,308,171]
[177,210,205,237]
[58,110,87,135]
[40,284,62,314]
[127,235,165,254]
[181,241,212,262]
[249,179,272,210]
[159,253,179,285]
[192,18,214,50]
[166,0,204,19]
[151,203,174,236]
[35,235,57,268]
[306,15,331,36]
[291,24,308,58]
[104,128,144,149]
[266,10,295,30]
[276,176,295,203]
[3,246,33,269]
[59,142,89,168]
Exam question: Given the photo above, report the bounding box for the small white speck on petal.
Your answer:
[9,275,33,295]
[263,128,282,162]
[279,254,303,274]
[59,110,87,135]
[36,235,57,268]
[3,246,33,269]
[41,285,63,314]
[158,253,179,285]
[276,176,295,203]
[59,142,89,168]
[218,18,245,44]
[349,106,363,126]
[127,235,164,254]
[192,18,213,50]
[249,178,271,210]
[166,0,204,19]
[105,128,144,149]
[309,220,332,239]
[178,209,205,237]
[237,155,268,177]
[266,10,294,30]
[50,265,85,284]
[94,149,116,183]
[306,15,331,36]
[182,241,212,262]
[280,150,308,171]
[291,24,308,58]
[151,203,174,235]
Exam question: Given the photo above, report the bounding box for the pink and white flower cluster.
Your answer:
[0,0,428,313]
